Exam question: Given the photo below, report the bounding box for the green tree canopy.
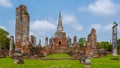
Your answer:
[0,28,10,50]
[117,38,120,50]
[79,38,86,47]
[100,41,111,51]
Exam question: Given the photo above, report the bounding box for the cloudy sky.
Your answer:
[0,0,120,45]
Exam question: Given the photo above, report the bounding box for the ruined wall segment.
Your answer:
[86,28,98,57]
[15,5,30,53]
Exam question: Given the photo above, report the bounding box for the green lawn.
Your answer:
[45,54,71,58]
[0,54,120,68]
[91,55,120,68]
[0,54,83,68]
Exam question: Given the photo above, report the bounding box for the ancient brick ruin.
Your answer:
[85,28,98,57]
[14,5,99,59]
[12,5,101,62]
[50,12,69,53]
[15,5,31,54]
[0,4,114,66]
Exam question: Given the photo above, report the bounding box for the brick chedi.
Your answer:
[51,12,68,53]
[15,5,31,54]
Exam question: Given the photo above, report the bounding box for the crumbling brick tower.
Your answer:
[51,12,68,53]
[15,5,31,54]
[86,28,98,57]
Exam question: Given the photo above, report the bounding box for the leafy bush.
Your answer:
[100,41,111,51]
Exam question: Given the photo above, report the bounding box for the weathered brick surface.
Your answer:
[45,37,50,54]
[50,12,68,53]
[86,28,98,57]
[15,5,30,54]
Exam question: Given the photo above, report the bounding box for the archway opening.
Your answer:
[59,41,61,45]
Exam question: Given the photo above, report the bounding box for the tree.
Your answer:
[100,41,111,51]
[117,38,120,50]
[79,38,86,47]
[113,22,118,25]
[0,28,10,50]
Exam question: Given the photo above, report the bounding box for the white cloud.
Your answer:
[118,27,120,31]
[62,12,83,31]
[91,24,102,31]
[91,23,114,31]
[30,32,35,36]
[104,23,113,30]
[0,26,6,30]
[31,20,56,31]
[62,13,77,24]
[79,0,120,16]
[72,24,83,31]
[78,7,88,12]
[0,0,12,8]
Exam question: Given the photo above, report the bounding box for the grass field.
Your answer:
[0,58,83,68]
[45,54,71,58]
[91,55,120,68]
[0,54,83,68]
[0,54,120,68]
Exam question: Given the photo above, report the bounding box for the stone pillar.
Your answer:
[38,39,41,47]
[69,38,71,45]
[45,37,48,46]
[34,36,36,46]
[67,36,71,46]
[49,38,52,45]
[45,37,49,55]
[112,23,118,56]
[30,35,36,46]
[30,35,34,46]
[9,36,14,57]
[39,39,41,46]
[73,36,77,46]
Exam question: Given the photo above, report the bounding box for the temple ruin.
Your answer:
[50,12,69,54]
[85,28,98,57]
[13,5,101,61]
[15,5,100,56]
[15,5,31,54]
